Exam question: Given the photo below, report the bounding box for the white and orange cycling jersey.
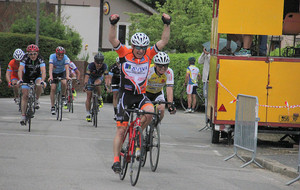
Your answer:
[115,43,159,94]
[146,64,174,94]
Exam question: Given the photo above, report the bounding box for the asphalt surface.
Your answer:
[0,92,299,188]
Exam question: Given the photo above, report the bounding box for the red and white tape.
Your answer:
[217,80,300,109]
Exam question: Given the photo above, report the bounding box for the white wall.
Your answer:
[60,5,99,62]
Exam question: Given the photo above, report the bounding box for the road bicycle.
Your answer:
[50,77,63,121]
[119,106,156,186]
[86,84,102,128]
[180,85,204,111]
[141,101,174,172]
[21,81,43,132]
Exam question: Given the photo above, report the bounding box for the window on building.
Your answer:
[118,25,126,45]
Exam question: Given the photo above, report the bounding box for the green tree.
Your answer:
[10,4,82,58]
[141,0,166,8]
[128,0,212,53]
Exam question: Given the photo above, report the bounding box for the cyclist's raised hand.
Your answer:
[162,13,171,25]
[109,14,120,25]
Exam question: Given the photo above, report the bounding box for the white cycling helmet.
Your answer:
[13,48,25,61]
[153,52,170,65]
[131,32,150,46]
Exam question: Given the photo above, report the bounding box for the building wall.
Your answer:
[58,0,153,62]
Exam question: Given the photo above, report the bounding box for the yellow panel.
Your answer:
[218,0,284,35]
[208,56,218,114]
[217,59,268,122]
[267,61,300,124]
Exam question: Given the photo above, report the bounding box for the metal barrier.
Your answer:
[224,94,263,168]
[286,138,300,186]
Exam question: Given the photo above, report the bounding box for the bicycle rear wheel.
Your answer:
[180,90,200,111]
[150,124,160,172]
[130,126,144,186]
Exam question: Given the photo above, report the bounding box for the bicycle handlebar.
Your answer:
[124,108,158,116]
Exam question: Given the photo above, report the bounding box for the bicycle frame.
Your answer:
[21,82,36,132]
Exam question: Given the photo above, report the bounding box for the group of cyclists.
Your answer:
[3,12,201,176]
[5,45,81,125]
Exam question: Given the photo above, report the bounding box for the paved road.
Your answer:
[0,93,299,189]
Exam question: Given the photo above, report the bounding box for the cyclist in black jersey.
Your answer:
[84,52,110,122]
[18,44,46,125]
[108,57,121,120]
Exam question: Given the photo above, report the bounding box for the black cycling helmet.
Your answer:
[188,57,196,64]
[94,52,104,63]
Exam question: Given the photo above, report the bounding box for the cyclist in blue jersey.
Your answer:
[84,52,110,122]
[48,46,71,115]
[18,44,46,125]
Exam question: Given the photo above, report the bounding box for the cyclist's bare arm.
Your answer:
[65,64,70,80]
[41,66,46,82]
[166,86,174,103]
[108,14,120,48]
[5,70,11,83]
[156,13,171,51]
[48,64,54,81]
[18,65,24,82]
[184,72,189,85]
[75,69,80,81]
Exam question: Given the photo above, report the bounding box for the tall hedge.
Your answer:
[0,32,77,97]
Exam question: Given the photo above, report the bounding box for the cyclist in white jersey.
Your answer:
[146,52,176,121]
[184,57,201,113]
[68,61,80,97]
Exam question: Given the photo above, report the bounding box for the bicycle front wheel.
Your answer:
[130,126,144,186]
[150,124,160,172]
[141,126,151,167]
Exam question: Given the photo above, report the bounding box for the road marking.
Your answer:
[213,150,223,156]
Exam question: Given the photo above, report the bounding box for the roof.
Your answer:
[129,0,158,15]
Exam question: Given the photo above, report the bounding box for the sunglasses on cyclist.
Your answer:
[57,53,64,57]
[134,46,147,50]
[28,52,38,56]
[96,61,103,65]
[156,64,168,69]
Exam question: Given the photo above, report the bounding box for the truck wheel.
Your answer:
[211,123,220,144]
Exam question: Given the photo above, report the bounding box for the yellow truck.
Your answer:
[207,0,300,143]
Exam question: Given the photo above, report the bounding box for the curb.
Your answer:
[243,156,299,179]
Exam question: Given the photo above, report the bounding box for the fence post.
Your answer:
[286,138,300,185]
[224,94,263,168]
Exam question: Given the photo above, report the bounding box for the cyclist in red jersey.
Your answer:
[6,49,25,104]
[109,13,171,173]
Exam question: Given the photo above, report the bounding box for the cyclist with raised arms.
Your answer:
[18,44,46,125]
[48,46,70,115]
[6,49,25,104]
[108,57,121,120]
[146,52,176,121]
[109,13,171,173]
[84,52,110,122]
